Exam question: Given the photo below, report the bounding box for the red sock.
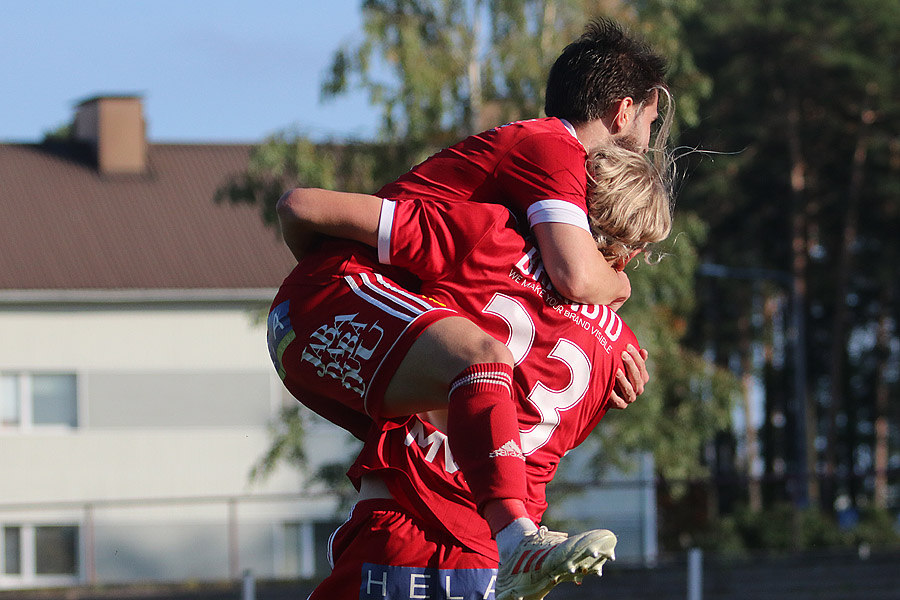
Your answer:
[446,363,528,532]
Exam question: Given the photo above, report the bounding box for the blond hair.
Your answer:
[586,142,674,265]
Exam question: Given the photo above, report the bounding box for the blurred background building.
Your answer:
[0,95,357,590]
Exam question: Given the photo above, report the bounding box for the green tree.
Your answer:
[215,133,338,227]
[322,0,714,161]
[215,131,410,232]
[249,404,309,482]
[674,0,900,513]
[324,0,595,144]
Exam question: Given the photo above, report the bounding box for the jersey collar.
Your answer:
[558,118,585,150]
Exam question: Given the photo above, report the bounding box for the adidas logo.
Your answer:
[488,440,525,460]
[510,548,554,574]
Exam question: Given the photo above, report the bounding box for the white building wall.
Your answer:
[1,430,297,505]
[0,302,358,589]
[0,305,269,371]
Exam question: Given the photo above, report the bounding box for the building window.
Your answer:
[32,375,77,427]
[0,376,19,427]
[3,527,21,575]
[0,373,77,430]
[1,524,79,582]
[34,526,78,575]
[279,520,347,578]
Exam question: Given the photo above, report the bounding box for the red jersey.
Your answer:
[377,117,591,232]
[292,117,592,304]
[351,198,640,558]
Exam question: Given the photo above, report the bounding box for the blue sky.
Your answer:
[1,0,381,143]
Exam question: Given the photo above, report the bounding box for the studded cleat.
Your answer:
[495,526,617,600]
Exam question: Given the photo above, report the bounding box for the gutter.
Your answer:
[0,288,278,305]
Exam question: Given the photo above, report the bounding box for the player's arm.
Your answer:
[496,133,630,306]
[532,221,631,308]
[277,188,470,280]
[276,187,381,261]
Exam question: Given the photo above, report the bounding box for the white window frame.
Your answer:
[0,372,79,433]
[0,523,82,589]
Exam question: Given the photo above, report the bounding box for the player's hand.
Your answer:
[608,345,650,409]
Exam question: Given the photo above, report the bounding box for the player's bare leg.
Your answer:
[382,316,512,415]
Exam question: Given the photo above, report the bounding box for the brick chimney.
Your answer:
[73,95,147,175]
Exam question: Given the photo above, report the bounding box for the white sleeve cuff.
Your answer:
[526,199,590,232]
[377,199,396,265]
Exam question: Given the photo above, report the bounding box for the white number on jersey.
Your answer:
[482,293,593,455]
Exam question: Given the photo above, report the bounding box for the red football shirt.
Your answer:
[282,118,593,320]
[352,198,640,557]
[377,117,591,232]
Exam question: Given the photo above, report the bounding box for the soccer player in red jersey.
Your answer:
[276,143,674,600]
[267,19,671,595]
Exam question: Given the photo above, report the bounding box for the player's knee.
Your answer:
[466,333,513,367]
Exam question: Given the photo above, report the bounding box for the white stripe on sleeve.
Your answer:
[526,199,591,232]
[377,199,396,265]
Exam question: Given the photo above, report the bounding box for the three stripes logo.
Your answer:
[510,547,554,575]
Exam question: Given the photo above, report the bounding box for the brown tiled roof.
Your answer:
[0,142,296,294]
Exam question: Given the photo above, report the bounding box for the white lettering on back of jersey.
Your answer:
[520,338,591,454]
[514,246,551,290]
[405,421,459,473]
[483,294,535,365]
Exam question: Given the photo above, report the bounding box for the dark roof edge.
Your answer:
[0,288,277,305]
[75,93,144,107]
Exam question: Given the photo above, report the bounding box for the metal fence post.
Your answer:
[687,548,703,600]
[228,498,239,580]
[242,569,256,600]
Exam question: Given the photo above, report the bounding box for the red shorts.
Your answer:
[310,499,498,600]
[268,272,456,433]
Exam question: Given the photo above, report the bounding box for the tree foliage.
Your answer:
[673,0,900,512]
[215,133,337,227]
[321,0,714,160]
[324,0,594,144]
[249,404,308,482]
[598,214,738,489]
[215,130,416,230]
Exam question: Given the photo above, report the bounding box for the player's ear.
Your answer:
[610,98,635,134]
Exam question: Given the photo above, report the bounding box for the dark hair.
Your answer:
[544,18,668,124]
